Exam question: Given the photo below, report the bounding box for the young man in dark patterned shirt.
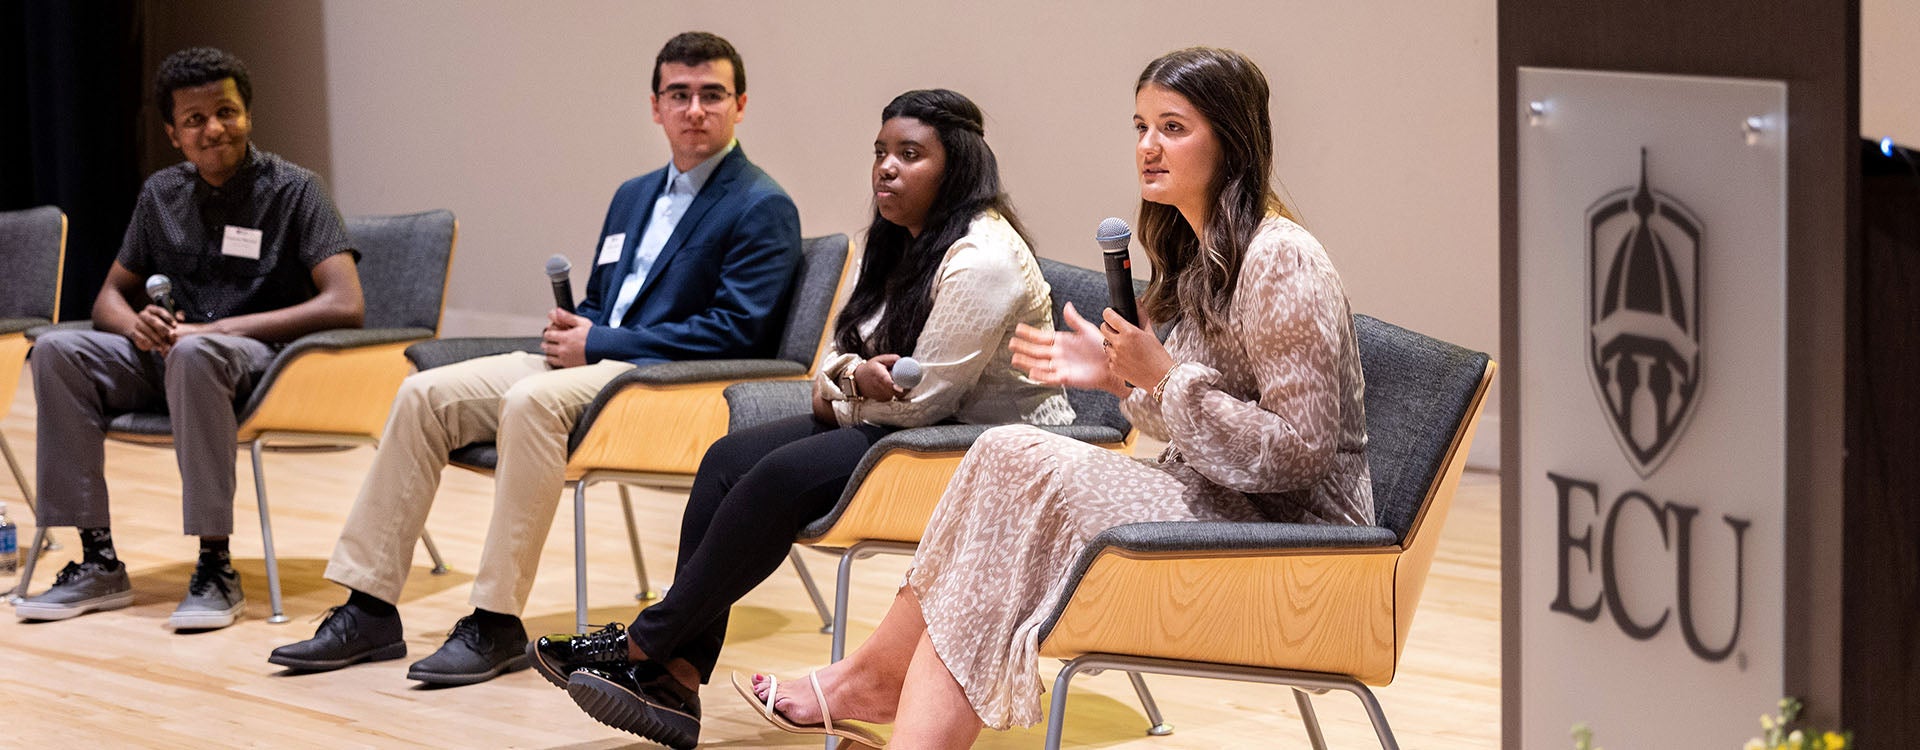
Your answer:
[13,48,364,631]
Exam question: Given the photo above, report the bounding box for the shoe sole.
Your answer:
[269,640,409,671]
[529,643,569,688]
[408,653,530,686]
[169,598,246,630]
[14,589,135,621]
[567,671,698,750]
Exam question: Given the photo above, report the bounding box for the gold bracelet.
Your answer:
[1151,366,1178,402]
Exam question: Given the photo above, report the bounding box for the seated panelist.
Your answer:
[742,47,1376,748]
[268,31,802,686]
[15,47,364,632]
[525,88,1074,749]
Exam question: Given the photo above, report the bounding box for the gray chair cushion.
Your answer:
[406,337,542,372]
[724,380,813,432]
[1353,314,1490,543]
[0,318,51,336]
[449,443,500,472]
[0,206,65,320]
[775,234,850,367]
[350,210,456,331]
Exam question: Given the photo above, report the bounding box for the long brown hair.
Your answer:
[1135,47,1294,335]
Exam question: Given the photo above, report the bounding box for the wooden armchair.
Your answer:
[1034,314,1496,750]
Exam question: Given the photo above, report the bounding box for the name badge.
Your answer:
[597,233,627,265]
[222,225,263,259]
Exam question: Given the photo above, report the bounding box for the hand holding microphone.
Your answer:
[1097,217,1140,326]
[132,274,182,353]
[540,255,590,368]
[546,254,576,313]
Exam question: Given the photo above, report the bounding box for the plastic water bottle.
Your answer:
[0,502,16,576]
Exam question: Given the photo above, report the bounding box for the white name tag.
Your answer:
[597,233,626,265]
[222,225,263,259]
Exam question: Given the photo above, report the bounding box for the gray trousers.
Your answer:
[32,329,276,536]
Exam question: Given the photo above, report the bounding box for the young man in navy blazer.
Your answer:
[270,31,802,685]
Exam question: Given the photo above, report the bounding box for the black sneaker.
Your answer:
[529,622,632,689]
[14,560,133,621]
[268,604,407,671]
[169,562,244,630]
[407,614,530,686]
[567,661,700,750]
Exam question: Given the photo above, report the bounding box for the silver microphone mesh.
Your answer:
[1095,217,1132,250]
[545,254,572,280]
[145,274,172,299]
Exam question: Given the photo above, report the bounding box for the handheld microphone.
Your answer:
[145,274,177,316]
[1096,217,1139,326]
[890,357,923,390]
[545,255,575,313]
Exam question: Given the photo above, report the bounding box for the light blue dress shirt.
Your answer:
[607,140,736,327]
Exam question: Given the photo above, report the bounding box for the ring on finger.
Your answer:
[1102,339,1112,348]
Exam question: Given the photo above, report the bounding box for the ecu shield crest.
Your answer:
[1586,149,1703,478]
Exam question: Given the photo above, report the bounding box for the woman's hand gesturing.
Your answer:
[1010,301,1130,396]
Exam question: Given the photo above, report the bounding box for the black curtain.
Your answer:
[1,0,145,322]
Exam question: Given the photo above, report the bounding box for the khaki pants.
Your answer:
[325,352,632,614]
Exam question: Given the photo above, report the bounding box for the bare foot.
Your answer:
[752,661,898,725]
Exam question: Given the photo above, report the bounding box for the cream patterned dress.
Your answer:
[904,215,1373,729]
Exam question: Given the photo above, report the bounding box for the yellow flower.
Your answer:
[1822,731,1845,749]
[1761,715,1776,730]
[1744,740,1765,750]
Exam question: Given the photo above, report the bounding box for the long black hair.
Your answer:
[833,88,1034,358]
[1135,47,1295,335]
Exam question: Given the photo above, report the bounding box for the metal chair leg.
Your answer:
[0,433,55,552]
[573,478,591,634]
[419,529,449,575]
[616,485,655,601]
[831,549,856,662]
[8,526,48,603]
[787,547,832,633]
[1127,671,1174,736]
[250,441,288,623]
[1044,659,1093,750]
[1343,681,1401,750]
[1294,688,1330,750]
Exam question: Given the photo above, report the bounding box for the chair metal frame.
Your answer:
[3,207,68,601]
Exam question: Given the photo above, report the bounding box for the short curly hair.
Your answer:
[154,47,252,124]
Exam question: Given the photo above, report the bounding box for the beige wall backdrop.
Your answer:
[149,0,1500,345]
[1863,0,1919,147]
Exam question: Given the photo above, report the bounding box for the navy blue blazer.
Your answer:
[576,146,802,365]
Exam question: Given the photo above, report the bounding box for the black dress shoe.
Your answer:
[268,604,406,671]
[529,622,632,688]
[567,661,700,750]
[407,614,530,686]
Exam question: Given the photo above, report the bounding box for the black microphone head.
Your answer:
[891,356,923,390]
[145,274,172,300]
[545,254,572,281]
[1096,217,1132,251]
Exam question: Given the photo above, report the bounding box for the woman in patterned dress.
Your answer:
[530,88,1072,750]
[742,47,1374,749]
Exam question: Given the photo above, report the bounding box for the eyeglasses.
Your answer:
[658,87,737,112]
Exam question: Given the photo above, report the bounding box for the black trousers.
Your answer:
[627,414,895,682]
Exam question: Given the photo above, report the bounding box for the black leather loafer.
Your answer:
[529,622,632,688]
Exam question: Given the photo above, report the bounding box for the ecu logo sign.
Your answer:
[1586,149,1703,478]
